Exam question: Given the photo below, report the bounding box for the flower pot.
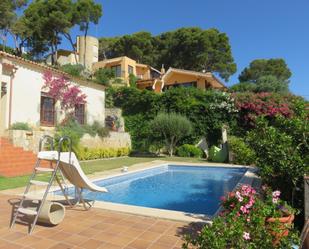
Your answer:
[266,213,294,245]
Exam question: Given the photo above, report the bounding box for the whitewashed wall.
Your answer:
[4,60,105,129]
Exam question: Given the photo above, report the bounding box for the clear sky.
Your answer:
[11,0,309,98]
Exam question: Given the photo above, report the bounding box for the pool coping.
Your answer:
[1,160,259,223]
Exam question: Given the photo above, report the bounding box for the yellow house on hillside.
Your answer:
[92,56,161,86]
[93,56,226,93]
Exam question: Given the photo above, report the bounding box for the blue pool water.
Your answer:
[62,165,247,216]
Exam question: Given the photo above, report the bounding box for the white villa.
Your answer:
[0,51,105,136]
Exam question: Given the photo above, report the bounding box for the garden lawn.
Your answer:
[0,156,205,190]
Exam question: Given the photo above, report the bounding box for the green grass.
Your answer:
[0,156,206,191]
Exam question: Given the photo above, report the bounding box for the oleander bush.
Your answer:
[176,144,204,158]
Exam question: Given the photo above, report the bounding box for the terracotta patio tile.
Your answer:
[79,238,103,249]
[98,242,123,249]
[33,228,59,237]
[148,244,170,249]
[48,231,73,241]
[127,238,153,249]
[137,231,161,241]
[49,242,74,249]
[155,235,178,247]
[3,231,28,241]
[147,224,170,233]
[92,231,118,242]
[120,227,145,238]
[107,235,134,247]
[63,234,89,246]
[0,241,23,249]
[29,238,58,249]
[15,234,42,246]
[78,227,102,238]
[131,222,154,230]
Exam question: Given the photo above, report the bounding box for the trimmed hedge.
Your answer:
[77,147,130,161]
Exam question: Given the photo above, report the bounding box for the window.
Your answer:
[111,65,121,77]
[40,95,55,126]
[128,65,134,75]
[75,104,85,125]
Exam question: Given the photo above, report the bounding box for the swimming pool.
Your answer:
[63,165,247,217]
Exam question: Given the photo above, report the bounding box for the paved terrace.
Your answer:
[0,193,202,249]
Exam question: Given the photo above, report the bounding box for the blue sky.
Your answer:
[10,0,309,98]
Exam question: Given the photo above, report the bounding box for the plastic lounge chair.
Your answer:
[38,150,108,210]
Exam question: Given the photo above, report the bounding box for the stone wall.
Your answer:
[80,131,131,149]
[8,129,131,153]
[8,129,55,153]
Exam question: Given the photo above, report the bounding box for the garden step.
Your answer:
[0,137,45,177]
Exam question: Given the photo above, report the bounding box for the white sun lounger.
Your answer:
[38,151,108,209]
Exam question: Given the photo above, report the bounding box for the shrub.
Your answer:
[184,185,299,249]
[149,112,192,156]
[10,122,31,131]
[94,68,115,86]
[77,147,130,160]
[246,117,308,207]
[60,64,84,77]
[229,82,257,93]
[234,92,294,131]
[112,87,237,151]
[176,144,203,158]
[228,136,256,165]
[129,73,137,88]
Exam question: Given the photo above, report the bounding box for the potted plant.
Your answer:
[261,186,296,245]
[183,185,299,249]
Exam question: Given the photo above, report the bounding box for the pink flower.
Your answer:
[272,190,281,198]
[243,232,250,240]
[240,206,247,214]
[246,218,251,222]
[272,197,278,204]
[236,191,243,202]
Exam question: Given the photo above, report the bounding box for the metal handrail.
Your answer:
[39,135,54,152]
[57,136,72,163]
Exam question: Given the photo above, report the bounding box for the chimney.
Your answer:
[161,64,165,74]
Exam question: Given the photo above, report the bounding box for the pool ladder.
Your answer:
[10,135,72,234]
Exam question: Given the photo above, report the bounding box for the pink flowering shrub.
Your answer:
[183,185,298,249]
[42,71,87,114]
[234,92,300,129]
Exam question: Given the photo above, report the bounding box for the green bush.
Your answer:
[77,147,130,160]
[94,68,115,86]
[246,117,308,208]
[56,119,109,153]
[60,64,84,77]
[228,136,256,165]
[176,144,203,158]
[10,122,31,131]
[129,73,137,88]
[112,87,237,151]
[149,112,192,156]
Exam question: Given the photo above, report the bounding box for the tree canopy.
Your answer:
[0,0,102,63]
[231,58,292,93]
[99,27,237,81]
[238,58,292,83]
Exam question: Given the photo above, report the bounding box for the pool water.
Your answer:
[67,165,247,216]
